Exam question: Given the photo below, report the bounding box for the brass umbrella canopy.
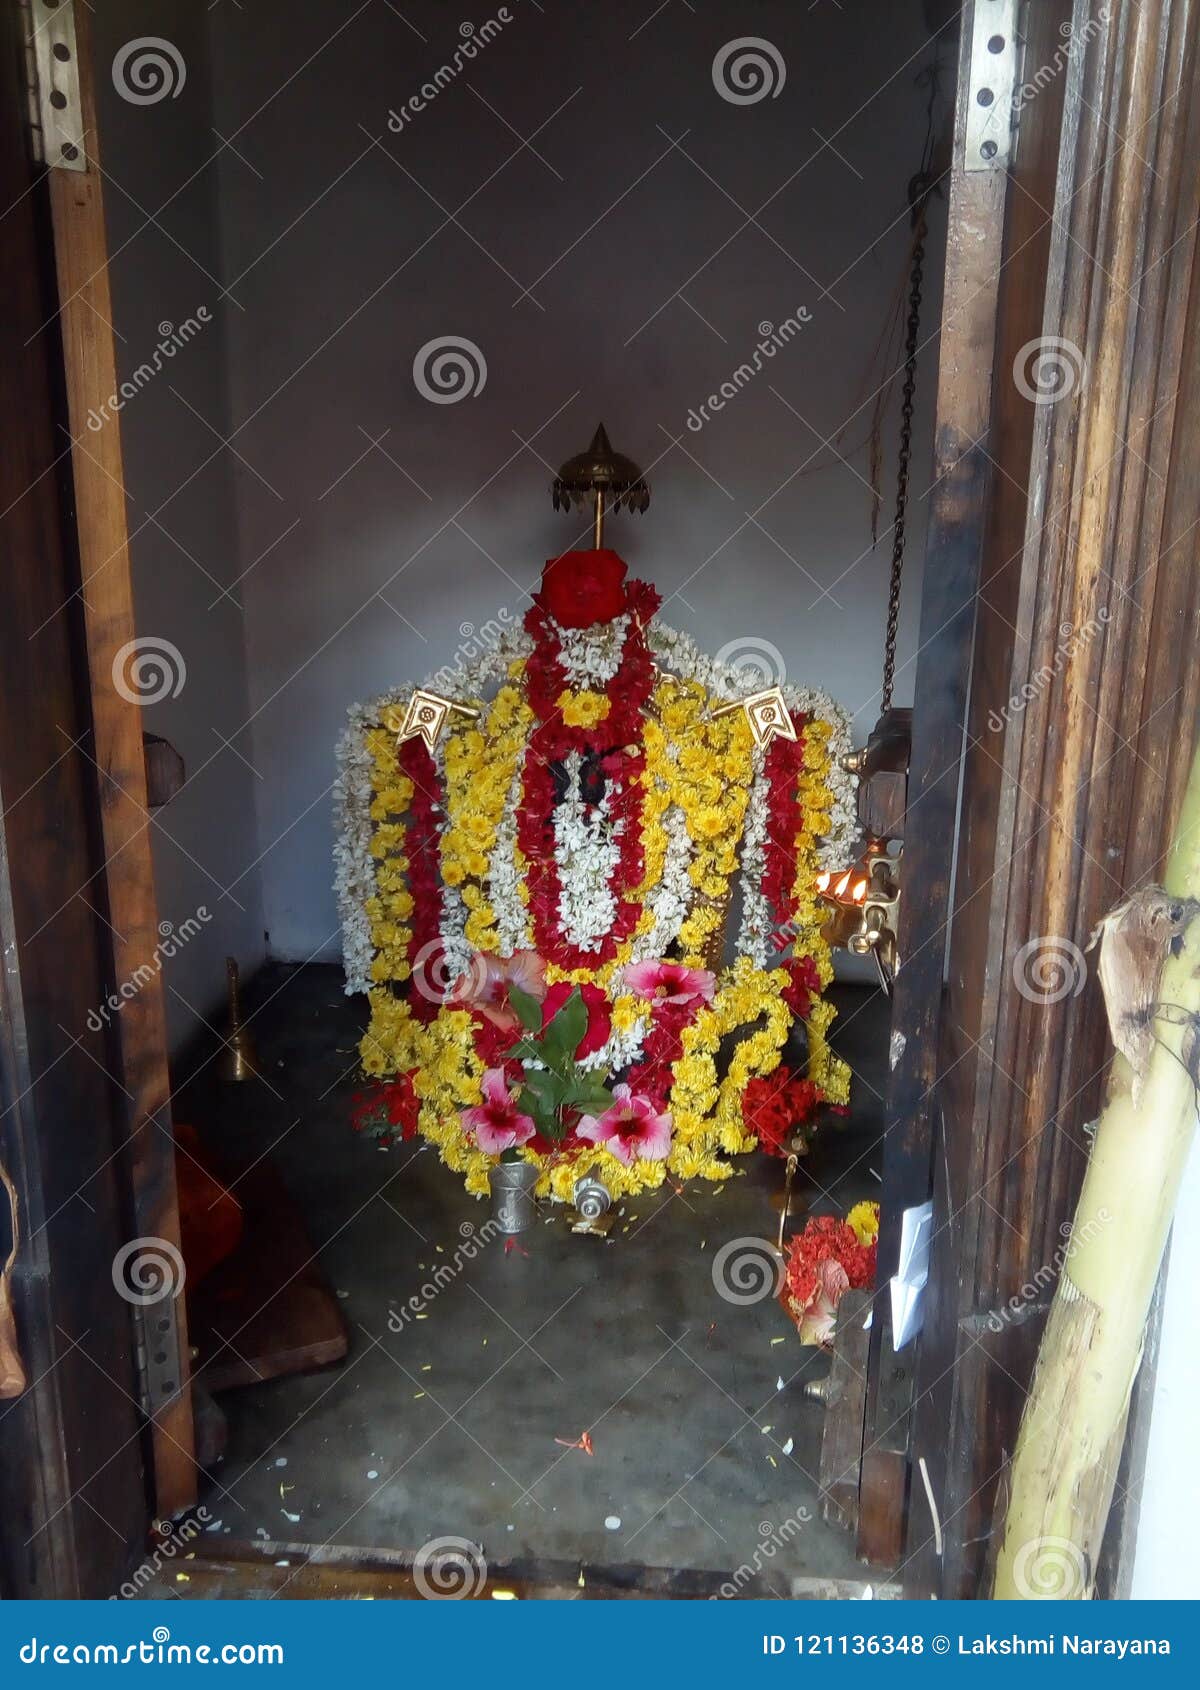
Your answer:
[551,423,650,549]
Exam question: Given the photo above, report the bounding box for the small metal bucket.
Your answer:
[489,1160,539,1234]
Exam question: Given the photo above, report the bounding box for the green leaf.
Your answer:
[518,1083,566,1141]
[507,983,544,1033]
[562,1079,614,1116]
[520,1067,562,1112]
[504,1035,543,1066]
[541,986,587,1064]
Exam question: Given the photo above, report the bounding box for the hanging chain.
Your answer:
[881,185,929,714]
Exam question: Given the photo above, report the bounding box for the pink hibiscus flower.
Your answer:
[448,950,547,1031]
[577,1084,672,1165]
[461,1068,536,1155]
[621,959,716,1007]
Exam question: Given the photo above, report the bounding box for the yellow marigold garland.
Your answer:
[364,722,414,985]
[440,681,532,954]
[355,660,850,1197]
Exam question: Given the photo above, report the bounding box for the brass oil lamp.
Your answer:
[816,842,902,990]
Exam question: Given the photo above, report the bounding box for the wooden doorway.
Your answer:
[865,0,1200,1598]
[6,0,1200,1600]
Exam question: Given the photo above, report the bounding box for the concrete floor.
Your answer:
[179,965,890,1593]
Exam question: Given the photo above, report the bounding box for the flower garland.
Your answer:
[516,588,657,971]
[337,553,860,1198]
[440,682,533,963]
[782,1203,879,1346]
[364,724,415,987]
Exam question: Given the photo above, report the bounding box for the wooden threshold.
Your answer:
[142,1537,899,1602]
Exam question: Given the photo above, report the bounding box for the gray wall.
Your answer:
[93,0,265,1048]
[209,0,947,963]
[97,0,948,971]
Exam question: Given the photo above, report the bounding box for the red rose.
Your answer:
[541,981,612,1060]
[536,549,627,628]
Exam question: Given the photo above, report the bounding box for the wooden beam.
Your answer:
[858,3,1014,1572]
[911,0,1200,1597]
[44,3,194,1518]
[0,0,147,1595]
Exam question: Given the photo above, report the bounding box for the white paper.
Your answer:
[889,1198,933,1349]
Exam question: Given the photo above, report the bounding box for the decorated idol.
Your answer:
[334,445,856,1212]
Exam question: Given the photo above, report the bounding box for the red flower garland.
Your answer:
[759,714,826,1022]
[624,999,700,1112]
[783,1215,876,1311]
[351,1069,421,1146]
[397,736,444,1022]
[742,1066,826,1158]
[516,584,660,970]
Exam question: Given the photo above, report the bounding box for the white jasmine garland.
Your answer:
[332,753,374,993]
[553,612,630,688]
[420,621,532,701]
[554,752,621,953]
[580,994,651,1074]
[333,688,409,994]
[488,754,530,954]
[736,746,774,968]
[631,797,695,962]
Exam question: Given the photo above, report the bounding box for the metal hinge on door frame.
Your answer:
[965,0,1022,172]
[130,1295,185,1420]
[21,0,87,172]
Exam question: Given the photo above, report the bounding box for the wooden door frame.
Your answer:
[0,0,195,1597]
[862,0,1200,1597]
[6,0,1198,1602]
[0,0,148,1598]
